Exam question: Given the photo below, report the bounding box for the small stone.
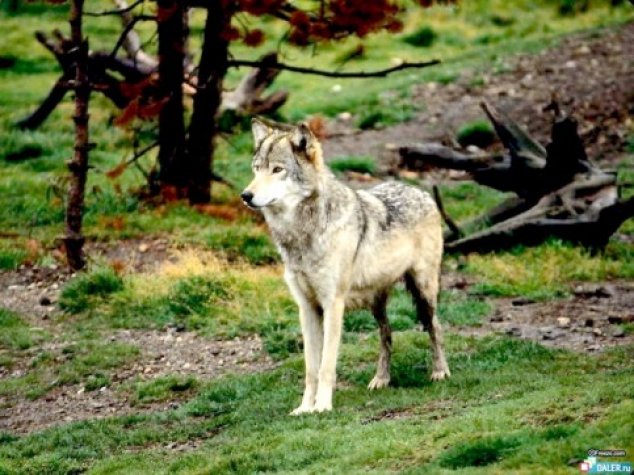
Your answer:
[337,111,352,122]
[576,45,591,55]
[612,328,625,338]
[489,314,504,323]
[330,84,342,93]
[557,317,571,327]
[138,243,149,253]
[592,328,603,336]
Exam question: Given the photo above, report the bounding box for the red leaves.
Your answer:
[115,76,167,127]
[244,29,265,47]
[105,161,129,180]
[221,25,241,41]
[286,0,402,46]
[239,0,285,16]
[156,2,179,22]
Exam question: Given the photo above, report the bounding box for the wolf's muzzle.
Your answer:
[240,190,254,206]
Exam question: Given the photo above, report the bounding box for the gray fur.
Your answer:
[242,119,450,414]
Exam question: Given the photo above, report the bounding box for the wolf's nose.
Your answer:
[241,191,254,204]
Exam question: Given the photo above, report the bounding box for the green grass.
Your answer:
[329,156,377,175]
[59,267,125,313]
[456,119,497,148]
[0,335,631,473]
[0,308,46,351]
[402,25,438,48]
[0,2,633,472]
[464,240,634,300]
[0,340,139,400]
[127,375,199,406]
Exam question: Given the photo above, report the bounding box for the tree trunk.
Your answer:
[184,1,231,204]
[63,0,90,270]
[156,0,187,195]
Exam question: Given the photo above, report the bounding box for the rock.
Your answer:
[138,243,149,253]
[330,84,342,93]
[612,328,626,338]
[573,284,615,298]
[557,317,571,327]
[337,111,352,122]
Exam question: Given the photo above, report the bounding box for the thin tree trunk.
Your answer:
[156,0,187,194]
[185,0,231,203]
[63,0,90,270]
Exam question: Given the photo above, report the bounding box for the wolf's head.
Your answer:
[241,118,324,210]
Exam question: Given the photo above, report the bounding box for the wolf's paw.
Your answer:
[312,403,332,413]
[290,404,314,416]
[367,375,390,390]
[430,368,451,381]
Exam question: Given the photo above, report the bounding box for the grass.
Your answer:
[0,335,631,473]
[127,375,199,406]
[456,119,497,148]
[464,240,634,300]
[0,1,632,472]
[329,156,377,175]
[0,339,140,400]
[0,308,46,352]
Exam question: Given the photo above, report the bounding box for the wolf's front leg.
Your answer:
[291,303,323,415]
[314,297,345,412]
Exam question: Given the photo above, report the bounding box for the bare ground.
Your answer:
[322,22,634,165]
[0,327,274,434]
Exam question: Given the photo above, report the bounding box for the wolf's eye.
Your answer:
[272,166,284,174]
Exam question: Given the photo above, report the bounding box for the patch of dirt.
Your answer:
[0,329,275,434]
[323,23,634,164]
[0,237,177,327]
[450,281,634,353]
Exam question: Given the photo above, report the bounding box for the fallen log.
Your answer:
[400,101,631,252]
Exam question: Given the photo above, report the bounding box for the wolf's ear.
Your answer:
[291,122,323,166]
[291,123,311,151]
[252,118,270,146]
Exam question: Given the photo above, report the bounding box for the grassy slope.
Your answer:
[0,1,633,473]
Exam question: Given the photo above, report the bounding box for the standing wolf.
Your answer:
[241,118,450,414]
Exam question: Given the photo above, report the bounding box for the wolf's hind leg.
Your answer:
[405,271,450,381]
[368,291,391,390]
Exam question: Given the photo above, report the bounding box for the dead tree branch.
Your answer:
[227,58,440,78]
[399,101,631,252]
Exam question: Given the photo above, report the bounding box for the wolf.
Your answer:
[241,118,450,414]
